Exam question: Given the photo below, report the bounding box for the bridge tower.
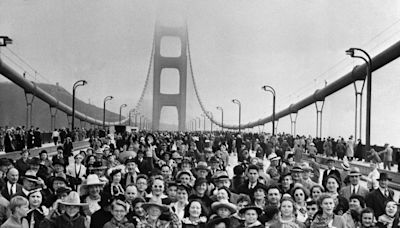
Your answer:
[152,22,187,131]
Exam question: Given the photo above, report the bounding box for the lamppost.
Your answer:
[119,104,127,124]
[262,85,276,136]
[346,48,372,150]
[139,115,144,129]
[232,99,241,133]
[103,96,113,130]
[128,109,135,126]
[207,111,213,132]
[72,80,87,131]
[201,114,206,132]
[216,106,224,131]
[197,117,201,131]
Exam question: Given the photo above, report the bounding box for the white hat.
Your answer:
[267,153,280,161]
[78,174,105,196]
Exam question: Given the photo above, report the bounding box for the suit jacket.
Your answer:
[340,184,369,200]
[134,157,153,176]
[121,172,137,189]
[1,182,23,201]
[322,169,341,186]
[66,163,86,180]
[237,180,266,199]
[365,188,394,219]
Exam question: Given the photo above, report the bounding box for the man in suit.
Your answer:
[121,157,138,188]
[135,150,153,176]
[365,173,395,219]
[237,164,267,198]
[322,158,341,186]
[1,168,23,201]
[340,167,369,200]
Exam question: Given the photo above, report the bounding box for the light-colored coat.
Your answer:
[66,163,87,180]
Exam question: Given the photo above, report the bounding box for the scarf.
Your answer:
[378,214,395,228]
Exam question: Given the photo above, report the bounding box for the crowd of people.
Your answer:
[0,126,101,153]
[0,130,397,228]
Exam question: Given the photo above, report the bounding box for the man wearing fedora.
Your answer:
[365,173,395,219]
[340,167,369,200]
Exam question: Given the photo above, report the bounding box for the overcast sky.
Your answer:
[1,0,400,146]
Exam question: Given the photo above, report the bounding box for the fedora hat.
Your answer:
[291,164,303,173]
[22,170,41,184]
[341,161,350,171]
[348,167,361,176]
[142,202,169,213]
[59,191,88,207]
[239,205,262,215]
[211,201,237,214]
[195,162,210,171]
[267,153,280,161]
[377,173,392,181]
[89,161,107,170]
[213,171,230,180]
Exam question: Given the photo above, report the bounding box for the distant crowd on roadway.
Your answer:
[0,126,101,153]
[0,130,397,228]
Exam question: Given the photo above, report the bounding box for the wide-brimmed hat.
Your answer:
[377,173,392,181]
[239,205,263,215]
[213,171,230,181]
[267,153,281,161]
[211,201,237,214]
[22,170,41,184]
[301,163,313,172]
[59,191,88,207]
[29,157,41,166]
[78,174,105,196]
[142,202,169,213]
[348,167,361,176]
[82,174,105,187]
[171,152,183,159]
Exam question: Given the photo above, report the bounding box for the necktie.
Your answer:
[385,189,389,197]
[10,184,14,196]
[352,187,356,195]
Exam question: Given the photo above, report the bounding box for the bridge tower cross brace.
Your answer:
[152,23,187,131]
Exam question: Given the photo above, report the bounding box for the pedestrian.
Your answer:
[1,196,29,228]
